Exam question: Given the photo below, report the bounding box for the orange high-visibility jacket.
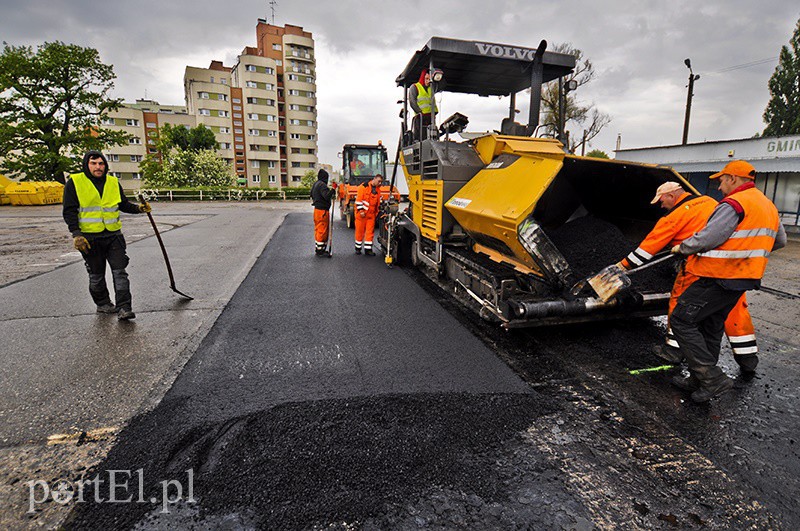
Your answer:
[622,193,717,269]
[355,183,381,217]
[687,186,780,280]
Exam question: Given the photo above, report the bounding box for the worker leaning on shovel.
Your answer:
[614,181,760,374]
[62,151,151,320]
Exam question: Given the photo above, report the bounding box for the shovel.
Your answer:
[571,253,676,302]
[137,194,194,300]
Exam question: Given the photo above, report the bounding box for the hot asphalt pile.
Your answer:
[66,214,598,529]
[545,215,676,293]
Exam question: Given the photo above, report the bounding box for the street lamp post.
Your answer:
[558,78,578,149]
[682,58,700,145]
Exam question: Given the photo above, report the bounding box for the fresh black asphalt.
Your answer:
[67,213,573,529]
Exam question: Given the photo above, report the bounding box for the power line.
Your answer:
[704,56,778,75]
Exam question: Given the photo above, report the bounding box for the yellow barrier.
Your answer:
[4,181,64,206]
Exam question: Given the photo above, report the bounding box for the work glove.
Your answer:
[139,201,152,213]
[73,236,91,253]
[614,261,628,271]
[670,244,685,255]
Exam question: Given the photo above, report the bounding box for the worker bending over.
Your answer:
[617,181,759,373]
[354,174,383,256]
[670,161,785,402]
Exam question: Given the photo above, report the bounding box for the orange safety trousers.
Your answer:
[354,213,376,251]
[666,267,757,357]
[313,209,330,251]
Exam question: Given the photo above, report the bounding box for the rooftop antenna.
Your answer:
[269,0,278,24]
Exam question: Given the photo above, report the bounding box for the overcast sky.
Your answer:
[2,1,798,167]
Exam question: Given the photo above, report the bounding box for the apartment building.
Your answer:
[101,21,318,190]
[184,21,318,188]
[101,100,195,190]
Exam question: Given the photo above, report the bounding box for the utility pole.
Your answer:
[682,58,700,145]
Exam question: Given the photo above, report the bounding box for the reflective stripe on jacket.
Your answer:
[71,172,122,233]
[356,183,381,216]
[414,82,436,115]
[622,193,716,269]
[687,187,780,279]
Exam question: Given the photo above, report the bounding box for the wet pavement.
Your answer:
[2,208,798,529]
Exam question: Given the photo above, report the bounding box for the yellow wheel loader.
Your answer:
[378,37,696,328]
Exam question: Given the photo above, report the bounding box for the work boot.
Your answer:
[690,375,735,403]
[671,374,700,392]
[653,343,684,364]
[364,249,376,256]
[96,303,118,314]
[735,354,758,375]
[320,250,331,258]
[117,307,136,321]
[355,248,362,255]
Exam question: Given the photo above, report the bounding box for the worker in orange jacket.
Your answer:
[616,181,758,372]
[354,174,383,255]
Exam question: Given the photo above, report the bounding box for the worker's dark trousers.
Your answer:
[80,233,132,310]
[671,277,744,384]
[412,113,433,141]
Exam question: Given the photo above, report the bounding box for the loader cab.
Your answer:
[342,144,387,186]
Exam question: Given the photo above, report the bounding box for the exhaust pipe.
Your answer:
[526,40,548,135]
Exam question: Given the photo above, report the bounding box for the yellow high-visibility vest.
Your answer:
[71,172,122,233]
[414,82,437,115]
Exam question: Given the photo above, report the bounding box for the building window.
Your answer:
[233,105,242,111]
[219,142,231,149]
[234,128,243,134]
[292,162,301,168]
[253,174,261,183]
[130,155,143,162]
[266,83,274,90]
[218,110,229,117]
[306,120,314,126]
[148,148,158,154]
[218,94,228,101]
[290,134,300,139]
[272,43,281,50]
[276,60,282,66]
[234,113,242,119]
[108,172,119,177]
[219,126,230,133]
[248,129,260,136]
[265,115,275,122]
[306,76,314,83]
[101,117,115,125]
[129,137,141,145]
[146,122,157,128]
[267,161,276,168]
[267,130,276,137]
[265,67,274,75]
[246,65,257,72]
[248,113,259,120]
[290,119,300,125]
[246,80,257,88]
[132,173,141,179]
[251,160,260,168]
[232,97,241,103]
[126,119,139,126]
[289,104,299,111]
[309,135,315,140]
[269,175,276,183]
[106,154,120,162]
[289,89,299,96]
[199,92,209,99]
[265,99,275,106]
[288,74,298,81]
[292,175,301,182]
[199,109,211,116]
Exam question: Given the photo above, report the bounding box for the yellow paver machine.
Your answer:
[379,37,697,328]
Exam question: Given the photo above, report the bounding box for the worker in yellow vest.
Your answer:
[408,69,438,141]
[62,151,151,320]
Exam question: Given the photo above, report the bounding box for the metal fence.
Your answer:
[134,189,311,202]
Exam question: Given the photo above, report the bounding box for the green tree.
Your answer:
[585,149,610,159]
[142,124,232,187]
[763,18,800,136]
[299,169,317,188]
[539,43,611,153]
[0,41,130,181]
